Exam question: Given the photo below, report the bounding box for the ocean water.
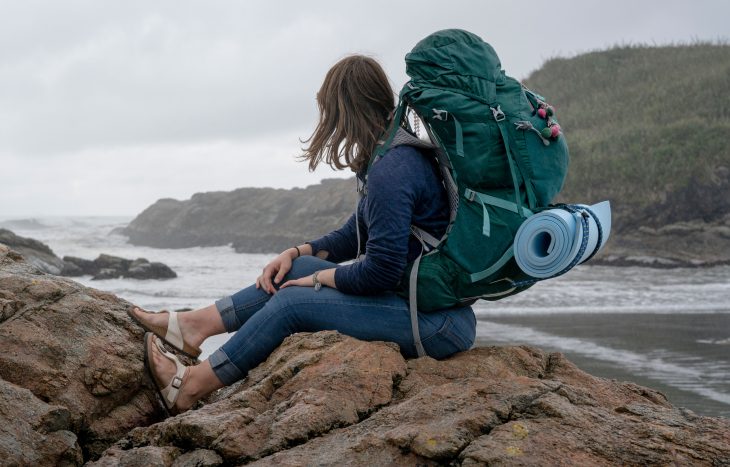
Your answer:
[3,216,729,418]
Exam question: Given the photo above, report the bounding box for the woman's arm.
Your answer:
[307,211,366,263]
[279,267,337,290]
[257,243,332,294]
[333,148,423,295]
[257,210,361,294]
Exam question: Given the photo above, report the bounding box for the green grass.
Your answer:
[523,43,730,229]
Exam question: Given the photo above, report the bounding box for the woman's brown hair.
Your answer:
[301,55,394,174]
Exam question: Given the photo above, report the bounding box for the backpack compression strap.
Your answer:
[490,105,538,211]
[409,227,430,357]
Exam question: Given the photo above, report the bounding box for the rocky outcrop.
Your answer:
[0,244,166,463]
[2,243,730,465]
[92,334,730,466]
[121,178,357,253]
[593,216,730,268]
[0,377,83,466]
[0,228,177,279]
[0,228,67,275]
[63,254,177,280]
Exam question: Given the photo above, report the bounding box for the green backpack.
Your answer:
[369,29,570,356]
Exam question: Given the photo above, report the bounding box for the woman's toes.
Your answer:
[150,339,176,383]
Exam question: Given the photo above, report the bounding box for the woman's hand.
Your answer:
[256,248,298,294]
[280,268,337,290]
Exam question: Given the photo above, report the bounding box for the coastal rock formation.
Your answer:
[0,244,166,463]
[0,228,67,275]
[121,174,730,266]
[121,178,356,254]
[63,254,177,280]
[0,228,177,279]
[93,337,730,465]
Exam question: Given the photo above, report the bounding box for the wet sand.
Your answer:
[475,312,730,419]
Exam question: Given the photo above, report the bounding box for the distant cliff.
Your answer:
[122,44,730,265]
[122,178,357,254]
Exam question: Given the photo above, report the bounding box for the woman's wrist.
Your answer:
[286,244,312,259]
[318,268,337,289]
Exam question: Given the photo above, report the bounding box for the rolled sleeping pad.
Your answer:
[513,201,611,279]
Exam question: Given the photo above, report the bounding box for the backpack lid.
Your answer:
[405,29,502,102]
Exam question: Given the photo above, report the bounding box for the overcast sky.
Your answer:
[1,0,728,218]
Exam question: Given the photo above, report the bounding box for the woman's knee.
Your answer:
[254,286,315,333]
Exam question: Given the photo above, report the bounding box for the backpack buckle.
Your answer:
[432,109,449,121]
[491,105,505,122]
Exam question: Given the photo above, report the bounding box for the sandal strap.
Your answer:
[154,337,187,408]
[166,311,185,351]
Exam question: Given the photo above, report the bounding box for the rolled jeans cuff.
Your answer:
[209,348,244,386]
[215,296,239,332]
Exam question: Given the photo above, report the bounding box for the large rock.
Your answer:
[0,244,165,463]
[0,377,83,466]
[121,178,357,253]
[92,334,730,466]
[0,228,67,275]
[0,229,177,279]
[1,242,729,466]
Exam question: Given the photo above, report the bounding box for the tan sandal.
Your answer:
[144,332,190,416]
[128,307,202,359]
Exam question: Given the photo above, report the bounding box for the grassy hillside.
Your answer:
[524,43,730,230]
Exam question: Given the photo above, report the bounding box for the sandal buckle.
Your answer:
[171,376,183,389]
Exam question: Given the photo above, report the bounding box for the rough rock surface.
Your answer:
[2,243,729,466]
[93,334,730,466]
[0,377,83,466]
[0,244,166,463]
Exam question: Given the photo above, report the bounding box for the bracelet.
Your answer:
[312,270,322,292]
[293,245,301,258]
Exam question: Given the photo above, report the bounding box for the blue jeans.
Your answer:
[208,256,476,385]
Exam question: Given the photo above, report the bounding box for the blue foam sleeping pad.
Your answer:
[513,201,612,278]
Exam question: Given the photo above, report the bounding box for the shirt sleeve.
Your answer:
[307,208,365,264]
[334,153,418,294]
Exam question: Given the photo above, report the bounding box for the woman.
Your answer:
[129,55,476,415]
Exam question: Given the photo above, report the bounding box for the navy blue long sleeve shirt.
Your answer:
[308,144,449,295]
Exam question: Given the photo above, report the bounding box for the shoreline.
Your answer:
[476,311,730,419]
